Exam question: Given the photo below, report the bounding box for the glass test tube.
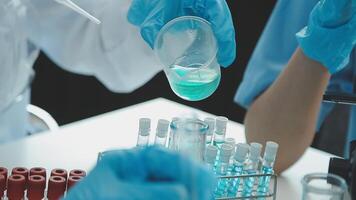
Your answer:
[154,119,170,146]
[136,118,151,147]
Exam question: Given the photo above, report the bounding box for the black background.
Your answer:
[31,0,277,125]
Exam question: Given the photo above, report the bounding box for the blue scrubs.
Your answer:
[234,0,356,156]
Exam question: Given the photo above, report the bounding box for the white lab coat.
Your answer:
[0,0,161,143]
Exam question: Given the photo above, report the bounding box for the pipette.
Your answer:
[54,0,101,24]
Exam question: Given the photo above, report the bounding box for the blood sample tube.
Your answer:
[47,176,66,200]
[69,169,86,177]
[51,169,68,180]
[0,167,7,188]
[30,167,47,180]
[12,167,29,183]
[67,176,83,191]
[27,175,46,200]
[0,167,7,180]
[7,174,26,200]
[0,175,5,198]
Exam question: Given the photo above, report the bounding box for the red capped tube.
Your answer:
[51,169,67,180]
[47,176,66,200]
[7,174,26,200]
[0,175,5,198]
[69,169,86,177]
[67,176,83,191]
[27,175,46,200]
[12,167,29,183]
[30,167,47,179]
[0,167,7,189]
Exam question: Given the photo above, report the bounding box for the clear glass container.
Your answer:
[170,118,208,161]
[301,173,348,200]
[154,16,221,101]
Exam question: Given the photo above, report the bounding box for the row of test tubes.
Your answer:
[206,140,279,199]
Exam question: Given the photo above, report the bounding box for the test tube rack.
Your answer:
[215,173,277,200]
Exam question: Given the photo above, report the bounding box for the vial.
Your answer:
[228,143,249,197]
[204,117,215,145]
[168,117,180,149]
[136,118,151,147]
[213,116,228,148]
[205,144,218,171]
[215,143,234,198]
[258,141,279,195]
[242,142,262,197]
[154,119,170,146]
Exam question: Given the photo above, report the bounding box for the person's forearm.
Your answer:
[245,48,331,173]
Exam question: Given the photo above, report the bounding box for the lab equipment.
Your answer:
[66,147,216,200]
[225,138,236,151]
[54,0,101,24]
[136,118,151,147]
[296,0,356,74]
[127,0,236,67]
[258,142,279,196]
[328,140,356,199]
[213,117,228,148]
[215,144,235,198]
[170,118,208,161]
[205,144,219,171]
[227,143,250,197]
[242,143,262,197]
[0,166,85,200]
[204,117,216,144]
[301,173,348,200]
[168,117,180,149]
[154,16,221,101]
[154,119,170,146]
[48,176,67,200]
[27,175,46,200]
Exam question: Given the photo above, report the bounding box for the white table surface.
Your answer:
[0,98,334,199]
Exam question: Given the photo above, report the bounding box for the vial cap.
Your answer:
[139,118,151,136]
[249,143,262,161]
[264,141,279,162]
[204,117,215,136]
[220,143,234,162]
[225,138,236,147]
[205,145,218,163]
[234,143,250,162]
[156,119,170,137]
[215,116,228,135]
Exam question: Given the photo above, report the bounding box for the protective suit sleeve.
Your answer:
[25,0,162,93]
[233,0,351,131]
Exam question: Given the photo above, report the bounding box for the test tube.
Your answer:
[136,118,151,147]
[67,176,83,191]
[27,175,46,200]
[258,141,279,195]
[47,176,66,200]
[215,143,234,198]
[205,145,218,171]
[0,175,5,199]
[7,174,26,200]
[12,167,29,183]
[213,117,228,148]
[30,167,47,180]
[228,143,249,197]
[204,117,215,145]
[154,119,170,146]
[51,169,68,180]
[168,117,180,149]
[242,143,262,197]
[69,169,86,177]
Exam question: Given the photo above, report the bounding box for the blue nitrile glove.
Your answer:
[296,0,356,74]
[64,146,216,200]
[127,0,236,67]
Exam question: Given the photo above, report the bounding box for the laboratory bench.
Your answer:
[0,98,334,200]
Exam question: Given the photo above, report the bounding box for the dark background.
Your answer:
[31,0,277,125]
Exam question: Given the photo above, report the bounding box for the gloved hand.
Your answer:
[64,146,216,200]
[127,0,236,67]
[296,0,356,74]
